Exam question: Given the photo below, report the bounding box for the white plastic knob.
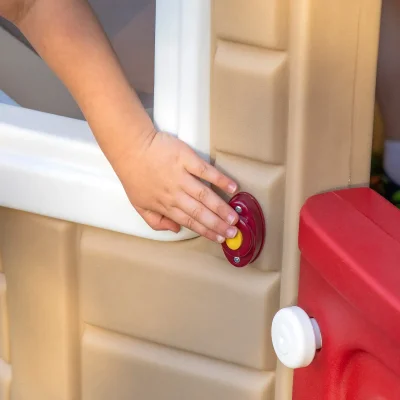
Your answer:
[271,306,322,369]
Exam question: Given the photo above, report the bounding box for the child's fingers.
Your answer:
[136,207,181,233]
[184,155,237,194]
[174,193,238,239]
[167,208,226,243]
[182,175,239,226]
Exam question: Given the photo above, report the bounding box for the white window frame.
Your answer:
[0,0,210,241]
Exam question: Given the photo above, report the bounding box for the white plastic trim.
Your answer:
[0,0,210,240]
[154,0,211,159]
[0,104,197,240]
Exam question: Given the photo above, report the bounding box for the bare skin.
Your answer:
[0,0,239,243]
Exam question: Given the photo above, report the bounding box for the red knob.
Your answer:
[222,192,266,267]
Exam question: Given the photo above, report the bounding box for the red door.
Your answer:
[278,188,400,399]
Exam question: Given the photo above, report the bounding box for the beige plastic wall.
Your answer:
[0,0,380,399]
[211,0,380,398]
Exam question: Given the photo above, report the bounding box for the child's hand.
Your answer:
[4,0,239,244]
[115,131,239,243]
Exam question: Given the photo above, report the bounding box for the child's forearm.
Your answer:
[1,0,240,241]
[13,0,155,166]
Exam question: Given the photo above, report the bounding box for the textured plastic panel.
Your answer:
[213,41,288,164]
[80,227,280,370]
[214,0,289,50]
[0,275,9,363]
[276,1,381,396]
[0,210,79,400]
[0,209,281,396]
[82,326,275,400]
[211,1,380,399]
[0,360,11,400]
[280,0,381,310]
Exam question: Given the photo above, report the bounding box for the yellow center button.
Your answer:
[226,230,243,251]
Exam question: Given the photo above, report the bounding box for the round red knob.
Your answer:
[222,192,266,267]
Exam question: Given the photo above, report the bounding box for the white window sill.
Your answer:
[0,0,210,241]
[0,103,197,241]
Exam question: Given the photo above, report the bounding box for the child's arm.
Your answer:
[0,0,239,243]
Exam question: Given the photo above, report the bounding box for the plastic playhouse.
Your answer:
[0,1,396,399]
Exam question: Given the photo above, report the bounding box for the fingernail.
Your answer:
[228,183,237,194]
[227,214,236,225]
[216,235,225,243]
[226,227,237,238]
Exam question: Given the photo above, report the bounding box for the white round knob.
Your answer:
[271,306,322,369]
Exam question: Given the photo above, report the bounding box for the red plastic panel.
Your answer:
[294,188,400,400]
